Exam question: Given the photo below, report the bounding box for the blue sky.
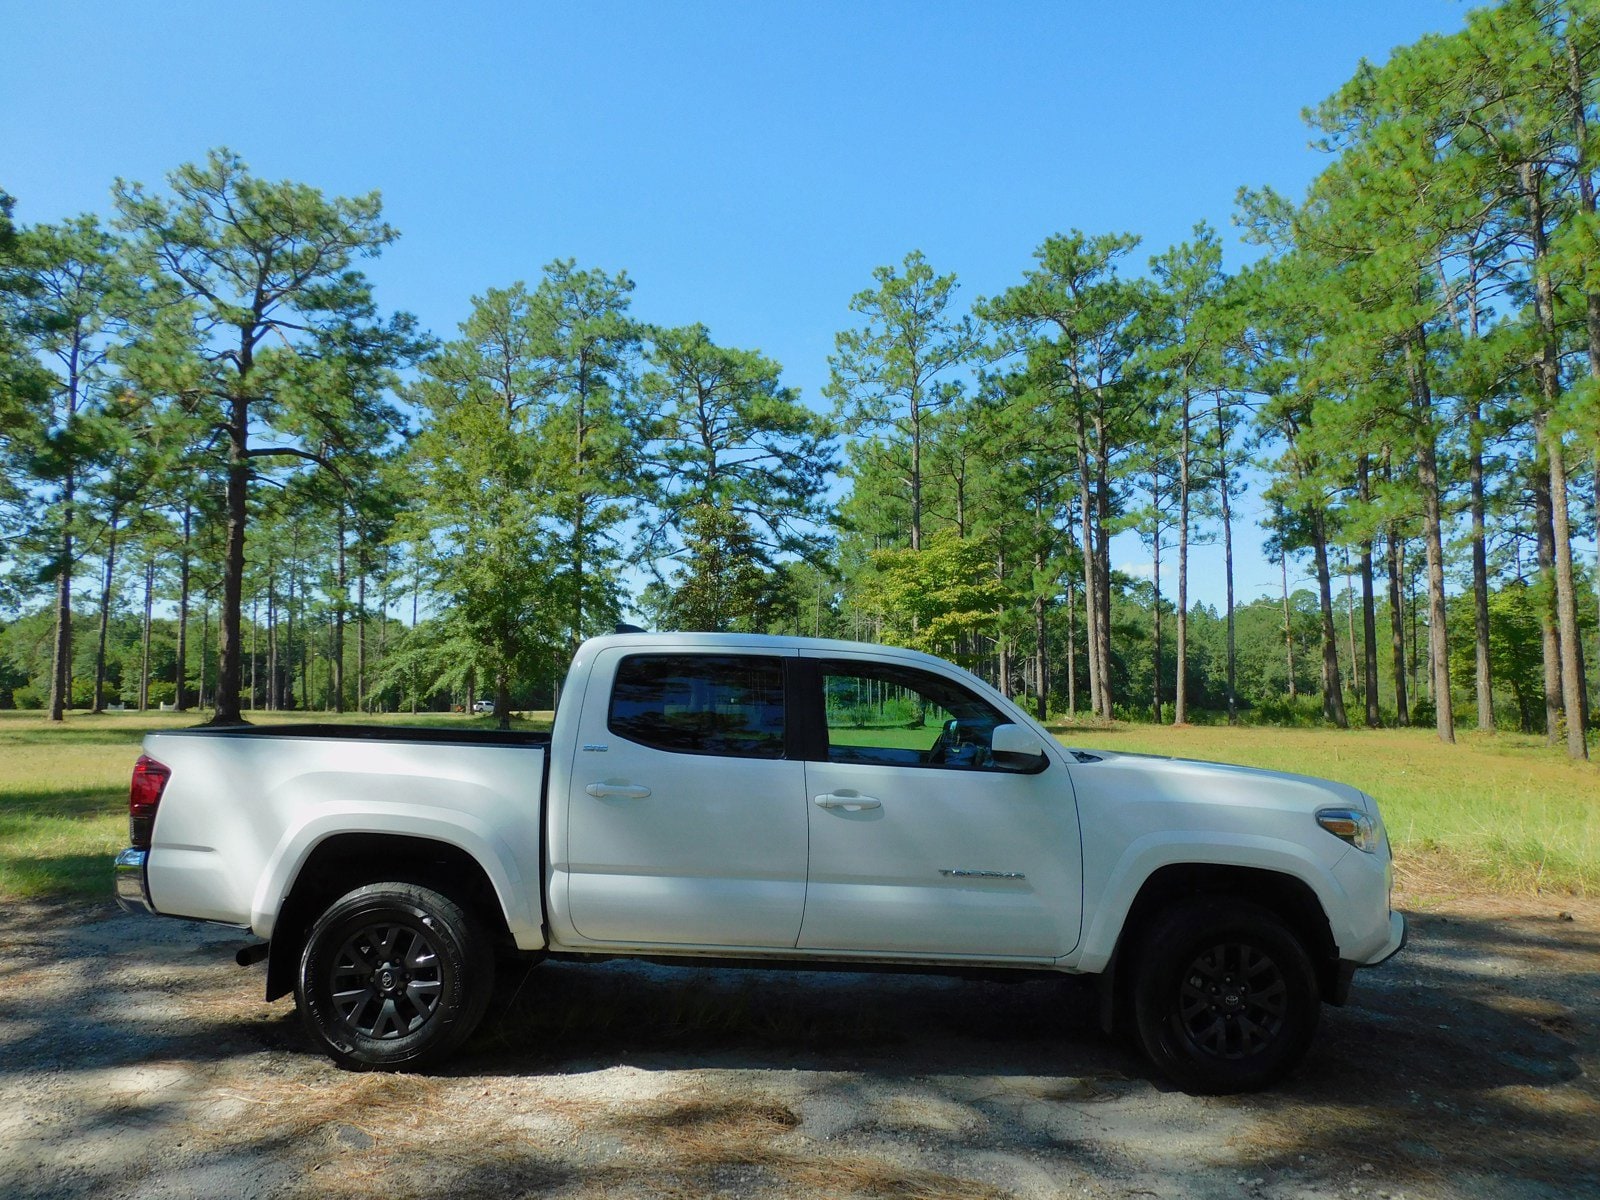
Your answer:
[5,1,1473,609]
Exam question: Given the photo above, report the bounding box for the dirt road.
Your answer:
[1,891,1594,1200]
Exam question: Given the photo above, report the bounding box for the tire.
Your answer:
[295,882,494,1070]
[1132,899,1320,1095]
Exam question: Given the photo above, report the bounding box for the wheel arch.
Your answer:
[1095,862,1342,1034]
[264,832,514,1002]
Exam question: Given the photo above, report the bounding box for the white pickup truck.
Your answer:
[115,632,1404,1093]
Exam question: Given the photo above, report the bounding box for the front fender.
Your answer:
[1069,831,1352,974]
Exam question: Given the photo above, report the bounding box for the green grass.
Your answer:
[1,709,1594,903]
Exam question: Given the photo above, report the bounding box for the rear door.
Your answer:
[796,655,1082,959]
[562,647,809,948]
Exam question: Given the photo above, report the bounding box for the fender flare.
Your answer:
[250,805,537,945]
[1071,831,1350,974]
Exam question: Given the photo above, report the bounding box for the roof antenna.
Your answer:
[615,622,648,634]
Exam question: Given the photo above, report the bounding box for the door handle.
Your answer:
[586,782,652,799]
[814,792,881,811]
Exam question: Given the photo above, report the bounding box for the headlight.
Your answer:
[1317,807,1379,853]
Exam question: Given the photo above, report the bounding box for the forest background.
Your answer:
[2,0,1597,762]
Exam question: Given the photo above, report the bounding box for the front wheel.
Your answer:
[1132,900,1320,1094]
[296,882,494,1070]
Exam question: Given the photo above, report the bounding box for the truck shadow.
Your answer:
[456,906,1598,1194]
[1,902,1595,1198]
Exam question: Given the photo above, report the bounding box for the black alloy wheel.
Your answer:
[1175,939,1289,1060]
[296,882,494,1070]
[329,919,447,1041]
[1132,900,1320,1094]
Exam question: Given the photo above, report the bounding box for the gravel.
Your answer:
[0,890,1595,1200]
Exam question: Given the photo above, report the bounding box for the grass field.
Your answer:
[1,708,1594,903]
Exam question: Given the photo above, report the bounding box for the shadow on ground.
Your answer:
[0,899,1594,1199]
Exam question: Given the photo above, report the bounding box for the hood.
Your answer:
[1061,747,1371,817]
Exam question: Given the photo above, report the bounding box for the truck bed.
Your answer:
[139,725,550,946]
[151,723,551,748]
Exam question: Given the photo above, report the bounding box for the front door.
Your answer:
[796,655,1082,960]
[562,648,809,948]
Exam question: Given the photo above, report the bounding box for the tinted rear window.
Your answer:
[608,654,786,758]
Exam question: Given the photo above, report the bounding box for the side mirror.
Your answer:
[990,723,1049,771]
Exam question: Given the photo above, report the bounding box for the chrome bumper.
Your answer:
[114,848,156,915]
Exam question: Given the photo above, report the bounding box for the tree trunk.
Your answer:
[1405,329,1454,743]
[1359,541,1381,728]
[1151,502,1163,725]
[1439,238,1495,736]
[48,351,81,722]
[326,616,336,712]
[1522,161,1586,754]
[1074,412,1104,717]
[357,552,367,713]
[267,555,277,712]
[48,470,76,722]
[1281,550,1297,700]
[1409,562,1423,704]
[140,558,153,711]
[213,389,249,725]
[175,503,192,711]
[285,567,296,711]
[1033,550,1049,722]
[995,549,1011,699]
[249,595,258,711]
[199,598,210,710]
[1543,422,1590,759]
[333,506,347,713]
[1065,580,1078,716]
[1533,466,1563,745]
[294,534,309,711]
[1216,395,1237,724]
[571,354,590,652]
[1310,511,1349,729]
[909,393,923,553]
[92,503,120,713]
[1469,409,1493,732]
[1093,409,1115,716]
[1174,389,1190,725]
[1389,528,1410,727]
[411,554,421,715]
[1356,458,1380,727]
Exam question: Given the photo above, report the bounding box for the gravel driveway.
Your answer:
[1,891,1594,1200]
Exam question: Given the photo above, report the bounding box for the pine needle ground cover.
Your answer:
[1,710,1593,901]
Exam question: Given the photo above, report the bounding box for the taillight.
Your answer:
[129,755,170,849]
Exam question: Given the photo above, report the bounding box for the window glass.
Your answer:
[609,654,785,759]
[819,659,1008,770]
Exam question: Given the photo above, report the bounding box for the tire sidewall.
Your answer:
[1133,901,1320,1095]
[297,883,489,1070]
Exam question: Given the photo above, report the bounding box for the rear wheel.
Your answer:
[296,882,493,1070]
[1132,900,1319,1094]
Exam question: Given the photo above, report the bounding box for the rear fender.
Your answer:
[251,806,541,949]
